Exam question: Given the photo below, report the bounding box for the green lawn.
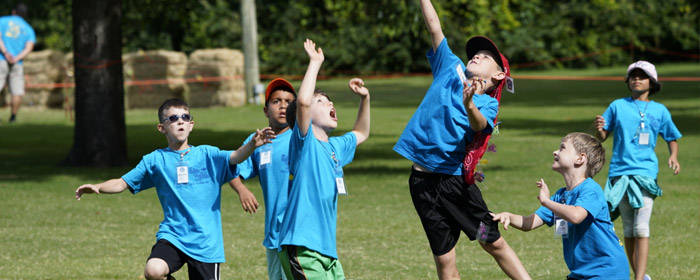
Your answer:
[1,64,698,279]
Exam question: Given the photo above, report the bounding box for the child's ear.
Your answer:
[491,71,506,82]
[576,153,587,165]
[157,123,166,134]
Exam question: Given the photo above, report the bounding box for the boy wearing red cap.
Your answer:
[228,78,297,280]
[393,1,528,279]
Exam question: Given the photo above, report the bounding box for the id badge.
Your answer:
[176,161,189,184]
[639,133,650,145]
[335,166,347,195]
[638,122,650,146]
[554,217,569,239]
[456,64,468,84]
[259,144,272,170]
[476,221,490,244]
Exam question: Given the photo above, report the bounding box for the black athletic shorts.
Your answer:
[409,168,501,256]
[149,239,221,280]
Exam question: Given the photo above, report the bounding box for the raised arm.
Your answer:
[537,179,588,224]
[491,212,544,231]
[230,127,274,165]
[75,178,129,200]
[667,140,680,175]
[348,78,370,145]
[420,0,445,52]
[296,39,325,136]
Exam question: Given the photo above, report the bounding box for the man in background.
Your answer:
[0,2,36,123]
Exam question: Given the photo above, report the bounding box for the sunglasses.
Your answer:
[161,114,193,123]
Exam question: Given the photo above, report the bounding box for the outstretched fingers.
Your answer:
[304,38,324,62]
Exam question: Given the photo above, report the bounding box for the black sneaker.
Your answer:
[9,114,16,123]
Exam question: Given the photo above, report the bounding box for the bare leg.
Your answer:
[634,237,649,280]
[10,95,21,121]
[480,237,531,280]
[144,258,170,280]
[434,247,461,280]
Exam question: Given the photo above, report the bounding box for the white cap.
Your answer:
[626,60,658,81]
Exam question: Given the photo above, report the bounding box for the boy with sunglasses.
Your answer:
[75,98,274,280]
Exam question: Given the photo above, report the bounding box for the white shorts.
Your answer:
[618,188,654,238]
[0,60,25,95]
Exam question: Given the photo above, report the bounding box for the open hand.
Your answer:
[304,38,324,63]
[75,184,100,200]
[490,212,512,230]
[463,78,486,103]
[348,78,369,97]
[252,127,275,147]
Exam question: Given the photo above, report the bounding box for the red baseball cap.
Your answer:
[265,78,296,102]
[465,36,512,96]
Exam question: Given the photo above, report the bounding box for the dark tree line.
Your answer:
[2,0,698,75]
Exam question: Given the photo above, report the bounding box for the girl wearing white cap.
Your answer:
[594,61,682,280]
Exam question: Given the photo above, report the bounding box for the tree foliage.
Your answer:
[2,0,698,75]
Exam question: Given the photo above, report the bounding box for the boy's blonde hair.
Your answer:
[562,132,605,178]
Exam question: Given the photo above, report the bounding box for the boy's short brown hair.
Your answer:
[158,98,189,123]
[563,132,606,178]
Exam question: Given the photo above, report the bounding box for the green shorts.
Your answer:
[279,245,345,280]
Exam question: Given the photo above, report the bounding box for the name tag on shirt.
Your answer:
[259,144,272,169]
[456,64,468,84]
[176,161,189,184]
[554,218,569,239]
[335,166,347,195]
[639,133,650,145]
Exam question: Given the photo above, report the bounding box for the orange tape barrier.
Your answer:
[25,74,699,89]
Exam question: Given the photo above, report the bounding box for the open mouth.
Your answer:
[330,108,337,121]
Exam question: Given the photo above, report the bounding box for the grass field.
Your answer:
[0,63,698,279]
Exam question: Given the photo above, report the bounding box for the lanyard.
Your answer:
[179,148,191,161]
[318,140,339,168]
[633,99,649,122]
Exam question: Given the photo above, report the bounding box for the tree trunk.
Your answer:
[64,0,127,167]
[241,0,261,104]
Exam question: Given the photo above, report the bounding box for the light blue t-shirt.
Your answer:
[236,129,292,250]
[279,121,357,259]
[393,37,499,175]
[0,15,36,64]
[535,178,629,279]
[602,97,682,179]
[122,145,236,263]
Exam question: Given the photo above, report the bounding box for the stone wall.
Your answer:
[4,48,246,109]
